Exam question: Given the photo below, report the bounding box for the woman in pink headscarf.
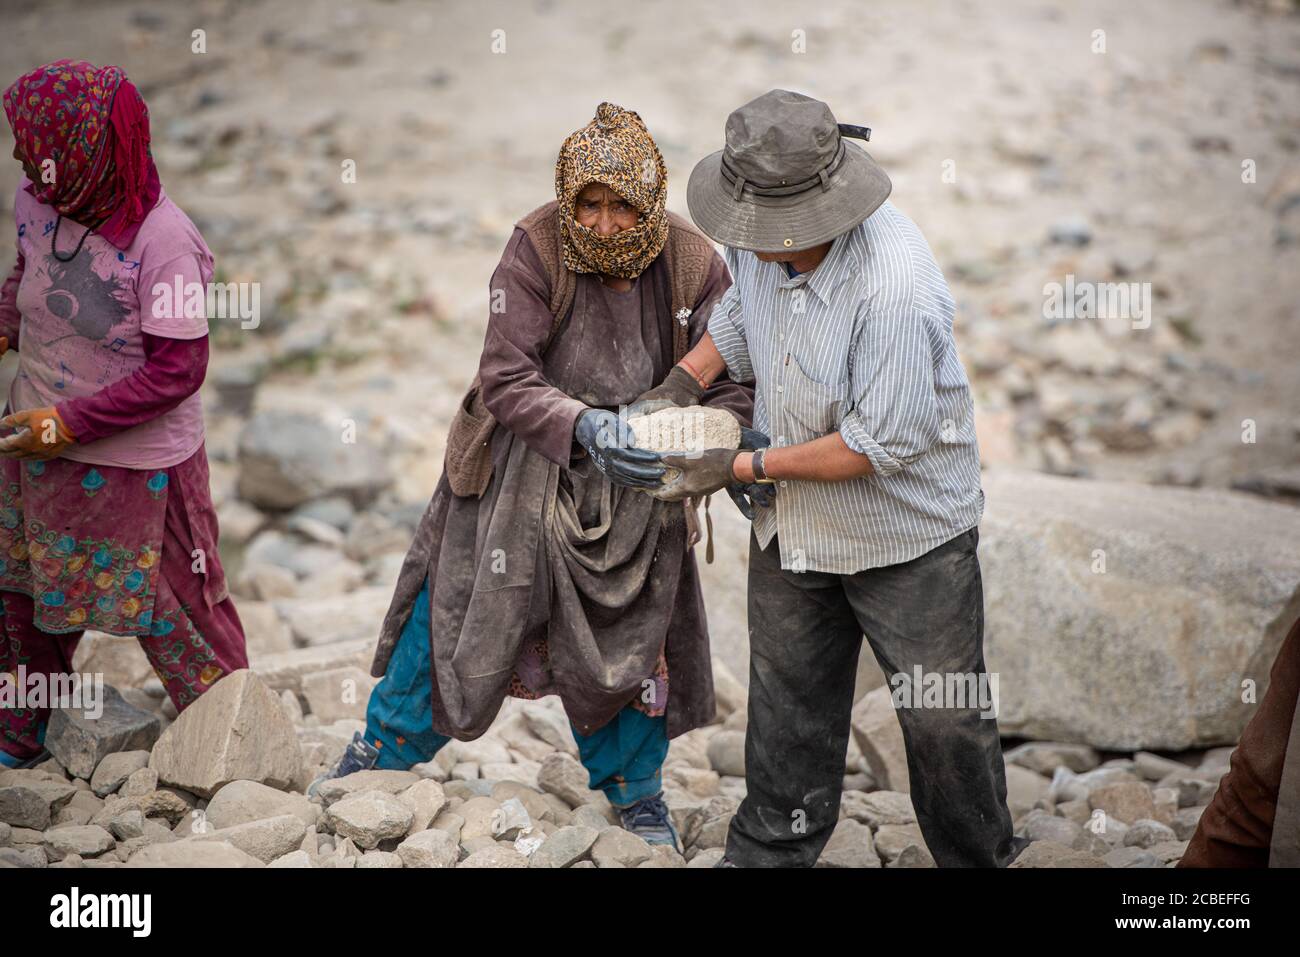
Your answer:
[0,60,248,768]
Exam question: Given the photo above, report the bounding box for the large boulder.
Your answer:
[237,409,393,509]
[149,670,302,798]
[980,470,1300,750]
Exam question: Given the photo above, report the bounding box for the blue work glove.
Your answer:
[574,409,666,489]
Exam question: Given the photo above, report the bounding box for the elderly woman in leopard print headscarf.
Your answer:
[310,103,758,851]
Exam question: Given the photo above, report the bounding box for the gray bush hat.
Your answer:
[687,89,892,253]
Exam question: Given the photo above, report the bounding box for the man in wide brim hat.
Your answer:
[623,89,1027,868]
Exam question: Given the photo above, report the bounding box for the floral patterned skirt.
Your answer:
[0,447,248,761]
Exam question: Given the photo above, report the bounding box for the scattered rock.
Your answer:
[325,790,414,849]
[705,730,746,777]
[46,686,161,780]
[537,752,598,808]
[89,751,151,798]
[1089,781,1158,825]
[816,818,881,868]
[591,827,653,868]
[43,824,115,859]
[530,825,599,868]
[205,779,319,830]
[396,828,458,868]
[126,840,264,868]
[458,844,529,868]
[840,790,916,828]
[0,776,78,830]
[193,814,308,864]
[1009,840,1107,868]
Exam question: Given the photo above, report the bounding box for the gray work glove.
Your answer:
[625,365,705,418]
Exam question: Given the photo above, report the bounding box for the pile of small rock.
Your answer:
[0,661,1220,868]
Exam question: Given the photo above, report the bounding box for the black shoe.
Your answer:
[307,732,379,797]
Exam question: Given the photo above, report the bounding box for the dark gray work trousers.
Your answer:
[724,527,1022,867]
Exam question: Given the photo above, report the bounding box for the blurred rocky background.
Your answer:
[1,0,1298,868]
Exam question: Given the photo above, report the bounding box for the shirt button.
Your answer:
[780,481,788,488]
[776,385,783,393]
[778,436,786,445]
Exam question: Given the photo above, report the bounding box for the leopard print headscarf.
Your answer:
[555,102,669,279]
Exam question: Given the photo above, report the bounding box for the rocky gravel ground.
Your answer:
[0,665,1222,868]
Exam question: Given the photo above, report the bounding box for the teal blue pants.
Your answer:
[365,576,668,808]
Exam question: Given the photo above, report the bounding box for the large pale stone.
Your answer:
[980,470,1300,749]
[237,409,394,509]
[46,685,161,780]
[628,407,741,454]
[148,670,302,798]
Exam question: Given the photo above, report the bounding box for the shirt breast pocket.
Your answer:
[782,352,848,437]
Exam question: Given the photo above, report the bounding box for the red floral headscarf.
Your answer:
[3,59,161,249]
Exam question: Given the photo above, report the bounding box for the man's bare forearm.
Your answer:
[676,332,727,389]
[731,432,874,483]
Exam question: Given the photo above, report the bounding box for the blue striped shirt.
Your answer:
[706,200,984,573]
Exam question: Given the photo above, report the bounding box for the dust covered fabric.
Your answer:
[554,102,669,279]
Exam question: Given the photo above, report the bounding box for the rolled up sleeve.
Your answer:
[704,280,753,383]
[839,307,942,476]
